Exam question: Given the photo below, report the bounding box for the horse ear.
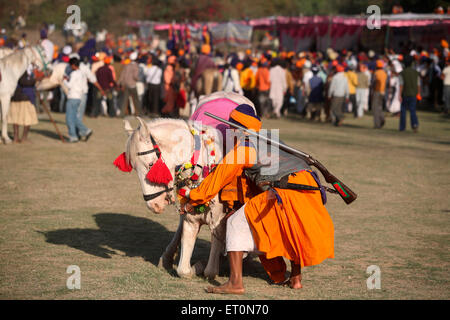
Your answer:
[123,119,134,137]
[136,117,149,140]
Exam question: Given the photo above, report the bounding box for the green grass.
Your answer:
[0,110,449,299]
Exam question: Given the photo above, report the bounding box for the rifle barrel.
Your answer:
[204,112,311,160]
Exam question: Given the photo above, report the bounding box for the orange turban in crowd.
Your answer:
[376,59,384,68]
[201,44,211,55]
[441,39,449,48]
[104,56,112,64]
[236,62,244,71]
[178,49,185,56]
[336,64,345,72]
[296,58,306,68]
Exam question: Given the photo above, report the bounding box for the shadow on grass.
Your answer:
[41,213,187,266]
[41,212,270,282]
[37,117,66,125]
[31,128,67,141]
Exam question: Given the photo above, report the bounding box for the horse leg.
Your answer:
[158,215,183,270]
[203,217,226,280]
[176,218,201,278]
[1,96,12,144]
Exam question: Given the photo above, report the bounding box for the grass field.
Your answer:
[0,109,449,300]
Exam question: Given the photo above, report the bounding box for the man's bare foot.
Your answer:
[289,275,302,289]
[205,282,244,295]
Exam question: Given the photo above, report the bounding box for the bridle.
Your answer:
[137,134,174,203]
[35,45,49,72]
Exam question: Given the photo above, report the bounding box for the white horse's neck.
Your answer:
[148,118,222,168]
[148,119,194,166]
[4,48,32,81]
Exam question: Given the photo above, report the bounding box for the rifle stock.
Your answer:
[310,158,357,205]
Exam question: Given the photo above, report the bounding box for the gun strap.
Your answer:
[271,181,321,191]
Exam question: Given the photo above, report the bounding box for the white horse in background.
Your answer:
[35,62,68,92]
[0,47,14,59]
[123,117,227,279]
[0,46,46,143]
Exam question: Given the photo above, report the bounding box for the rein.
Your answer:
[136,123,217,207]
[137,134,173,203]
[35,46,49,72]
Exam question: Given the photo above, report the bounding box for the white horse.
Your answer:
[0,46,47,143]
[123,117,227,279]
[0,47,14,59]
[35,62,68,92]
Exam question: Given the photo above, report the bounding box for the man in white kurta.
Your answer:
[269,61,287,118]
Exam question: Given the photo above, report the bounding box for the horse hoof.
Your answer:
[158,256,173,270]
[192,260,206,276]
[2,137,12,144]
[203,267,218,280]
[177,266,195,279]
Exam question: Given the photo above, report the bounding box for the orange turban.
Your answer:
[229,104,261,132]
[296,58,306,68]
[441,39,449,48]
[201,44,211,55]
[376,59,384,68]
[104,56,112,64]
[336,64,345,72]
[236,62,244,71]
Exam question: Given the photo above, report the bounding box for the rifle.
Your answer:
[204,112,357,205]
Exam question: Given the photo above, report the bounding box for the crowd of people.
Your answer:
[2,24,450,143]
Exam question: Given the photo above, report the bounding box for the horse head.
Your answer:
[26,45,49,74]
[122,117,194,214]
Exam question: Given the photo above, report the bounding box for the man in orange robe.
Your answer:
[180,104,334,294]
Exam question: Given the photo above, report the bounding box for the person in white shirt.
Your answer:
[144,55,163,115]
[328,65,349,126]
[222,62,243,95]
[73,54,104,121]
[63,57,93,143]
[39,29,54,64]
[269,59,287,118]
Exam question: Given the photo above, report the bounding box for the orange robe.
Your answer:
[187,139,334,283]
[188,141,257,207]
[245,170,334,282]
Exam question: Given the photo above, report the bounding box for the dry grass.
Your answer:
[0,110,449,300]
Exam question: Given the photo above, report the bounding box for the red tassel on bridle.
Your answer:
[113,152,133,172]
[146,157,173,185]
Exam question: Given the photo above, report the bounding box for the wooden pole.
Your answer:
[39,94,66,143]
